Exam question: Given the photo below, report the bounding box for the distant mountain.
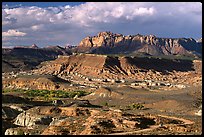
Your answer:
[76,31,202,57]
[13,44,39,49]
[2,45,72,72]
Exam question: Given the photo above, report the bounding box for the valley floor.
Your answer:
[2,76,202,135]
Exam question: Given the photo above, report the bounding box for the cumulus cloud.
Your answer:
[2,2,202,47]
[2,9,17,26]
[2,29,27,37]
[2,2,157,28]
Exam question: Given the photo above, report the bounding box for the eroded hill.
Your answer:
[33,54,201,81]
[2,45,72,73]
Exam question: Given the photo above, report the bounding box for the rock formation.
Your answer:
[33,54,198,79]
[77,31,202,56]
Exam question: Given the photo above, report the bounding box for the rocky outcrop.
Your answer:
[14,111,52,127]
[77,31,202,56]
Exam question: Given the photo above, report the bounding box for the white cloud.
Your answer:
[68,2,157,24]
[2,9,17,25]
[2,29,27,37]
[2,2,202,47]
[133,7,155,16]
[2,2,158,28]
[31,24,44,31]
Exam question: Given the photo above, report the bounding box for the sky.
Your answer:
[2,2,202,47]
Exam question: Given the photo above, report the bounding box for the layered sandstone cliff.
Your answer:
[77,31,201,56]
[33,54,201,80]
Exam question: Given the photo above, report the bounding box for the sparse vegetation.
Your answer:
[2,89,91,99]
[127,103,145,110]
[3,88,24,93]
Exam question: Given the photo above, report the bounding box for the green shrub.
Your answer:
[128,103,144,110]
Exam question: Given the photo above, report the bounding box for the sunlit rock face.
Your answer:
[77,31,202,56]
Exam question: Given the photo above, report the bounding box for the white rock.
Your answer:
[5,128,24,135]
[14,111,52,127]
[195,109,202,116]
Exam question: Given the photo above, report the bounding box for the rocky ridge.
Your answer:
[77,31,202,56]
[2,45,72,72]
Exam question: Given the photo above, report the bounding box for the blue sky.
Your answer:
[2,2,202,47]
